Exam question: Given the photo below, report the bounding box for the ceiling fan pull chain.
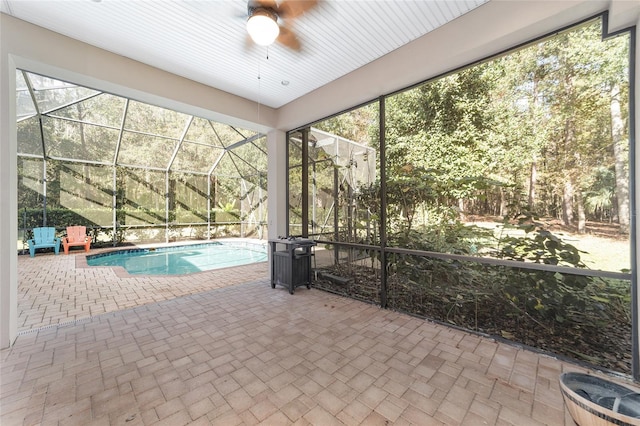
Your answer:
[256,58,261,121]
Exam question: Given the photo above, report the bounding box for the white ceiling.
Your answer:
[1,0,488,109]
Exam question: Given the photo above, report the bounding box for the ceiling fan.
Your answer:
[246,0,318,50]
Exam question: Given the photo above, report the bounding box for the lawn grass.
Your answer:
[469,218,630,273]
[564,234,630,273]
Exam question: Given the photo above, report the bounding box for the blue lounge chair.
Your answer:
[28,227,61,257]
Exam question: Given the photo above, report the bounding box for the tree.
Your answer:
[385,66,495,222]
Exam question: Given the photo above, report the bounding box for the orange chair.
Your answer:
[62,226,92,254]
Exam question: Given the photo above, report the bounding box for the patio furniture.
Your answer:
[62,226,92,254]
[28,227,61,257]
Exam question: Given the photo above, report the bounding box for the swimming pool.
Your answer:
[86,241,267,275]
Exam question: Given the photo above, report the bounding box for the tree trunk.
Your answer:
[576,189,586,233]
[528,156,537,211]
[610,86,630,234]
[499,188,508,217]
[558,63,577,229]
[562,179,574,226]
[458,198,466,221]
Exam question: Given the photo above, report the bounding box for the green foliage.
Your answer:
[385,66,494,182]
[19,207,106,229]
[314,103,379,145]
[496,214,586,267]
[583,166,615,220]
[357,164,504,237]
[382,222,630,369]
[384,164,439,233]
[212,201,241,221]
[388,221,491,255]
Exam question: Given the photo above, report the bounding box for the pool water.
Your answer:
[86,242,267,275]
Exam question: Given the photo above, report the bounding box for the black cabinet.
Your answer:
[269,238,316,294]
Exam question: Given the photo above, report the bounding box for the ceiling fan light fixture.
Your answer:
[247,8,280,46]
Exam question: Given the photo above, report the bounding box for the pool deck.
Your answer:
[17,243,269,331]
[3,243,638,425]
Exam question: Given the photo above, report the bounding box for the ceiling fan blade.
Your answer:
[277,26,301,51]
[277,0,318,19]
[244,33,255,51]
[251,0,278,10]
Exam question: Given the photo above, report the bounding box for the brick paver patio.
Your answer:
[16,245,268,331]
[1,246,637,425]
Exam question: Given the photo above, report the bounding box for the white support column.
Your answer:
[0,52,19,349]
[267,129,287,241]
